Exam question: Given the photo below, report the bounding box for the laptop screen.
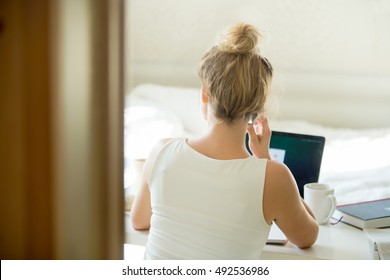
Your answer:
[246,131,325,198]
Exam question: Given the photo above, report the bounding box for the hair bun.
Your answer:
[219,23,260,54]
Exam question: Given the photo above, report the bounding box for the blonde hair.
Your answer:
[198,23,273,124]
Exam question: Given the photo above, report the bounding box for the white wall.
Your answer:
[126,0,390,128]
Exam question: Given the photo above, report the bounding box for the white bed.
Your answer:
[124,83,390,206]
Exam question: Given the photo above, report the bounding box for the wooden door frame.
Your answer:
[0,0,125,259]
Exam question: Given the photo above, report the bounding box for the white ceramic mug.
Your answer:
[304,183,337,225]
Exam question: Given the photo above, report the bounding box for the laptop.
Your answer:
[246,130,326,198]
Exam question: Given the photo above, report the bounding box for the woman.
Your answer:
[131,23,318,259]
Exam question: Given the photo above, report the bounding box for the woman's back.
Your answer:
[130,23,318,260]
[144,138,270,259]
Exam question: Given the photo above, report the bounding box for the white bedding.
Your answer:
[125,84,390,205]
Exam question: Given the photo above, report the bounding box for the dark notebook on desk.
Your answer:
[246,130,326,198]
[334,198,390,229]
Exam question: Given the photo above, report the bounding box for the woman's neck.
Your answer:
[187,117,251,160]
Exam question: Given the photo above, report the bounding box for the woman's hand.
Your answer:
[246,116,272,159]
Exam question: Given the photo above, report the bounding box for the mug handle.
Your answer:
[323,195,337,224]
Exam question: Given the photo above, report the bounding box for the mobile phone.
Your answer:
[248,113,258,125]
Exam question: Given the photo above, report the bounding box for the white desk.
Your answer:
[124,212,375,260]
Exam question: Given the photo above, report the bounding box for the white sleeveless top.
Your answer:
[144,138,271,259]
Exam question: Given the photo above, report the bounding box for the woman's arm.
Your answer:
[248,116,318,248]
[130,174,152,230]
[130,138,172,230]
[263,161,319,249]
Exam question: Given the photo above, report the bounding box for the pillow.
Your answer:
[124,97,184,159]
[128,84,207,136]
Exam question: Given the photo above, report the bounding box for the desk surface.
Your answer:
[124,212,375,260]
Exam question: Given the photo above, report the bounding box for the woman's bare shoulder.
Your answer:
[265,160,295,185]
[263,160,300,221]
